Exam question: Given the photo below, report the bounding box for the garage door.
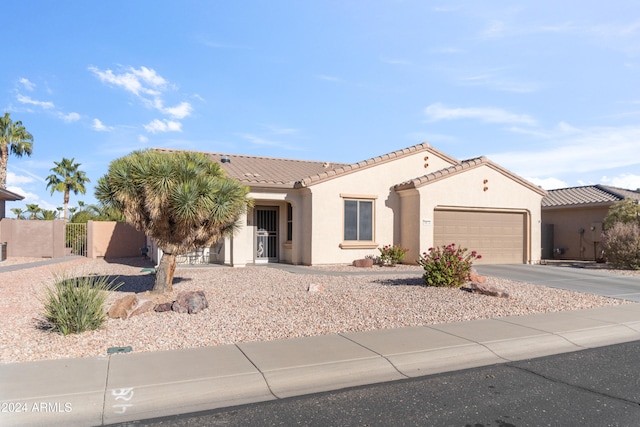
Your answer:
[433,209,525,264]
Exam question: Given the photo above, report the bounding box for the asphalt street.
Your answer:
[106,340,640,427]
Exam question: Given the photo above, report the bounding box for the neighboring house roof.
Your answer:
[0,188,24,201]
[542,185,640,208]
[156,143,460,189]
[394,156,547,196]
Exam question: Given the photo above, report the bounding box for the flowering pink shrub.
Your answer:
[378,244,409,266]
[602,222,640,270]
[417,243,481,287]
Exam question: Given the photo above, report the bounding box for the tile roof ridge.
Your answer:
[296,142,456,187]
[153,147,343,166]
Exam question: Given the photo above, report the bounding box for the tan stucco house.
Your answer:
[541,185,640,261]
[150,143,546,266]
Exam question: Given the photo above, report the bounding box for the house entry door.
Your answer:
[255,207,278,263]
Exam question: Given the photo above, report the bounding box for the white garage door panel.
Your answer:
[434,210,525,264]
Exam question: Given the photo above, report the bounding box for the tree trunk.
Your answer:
[154,252,177,293]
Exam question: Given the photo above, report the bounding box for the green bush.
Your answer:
[602,222,640,270]
[417,243,481,287]
[378,244,409,266]
[41,274,122,335]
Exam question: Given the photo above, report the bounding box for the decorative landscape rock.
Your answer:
[469,269,487,284]
[353,258,373,268]
[108,295,138,319]
[172,291,209,314]
[109,295,156,319]
[130,298,155,317]
[307,283,325,292]
[154,302,173,312]
[463,282,509,298]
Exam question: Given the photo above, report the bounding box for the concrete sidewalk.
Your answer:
[2,303,640,427]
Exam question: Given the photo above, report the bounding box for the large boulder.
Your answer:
[172,291,209,314]
[353,258,373,268]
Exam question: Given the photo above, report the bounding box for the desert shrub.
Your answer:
[417,243,481,287]
[378,244,409,266]
[602,222,640,270]
[41,274,122,335]
[604,198,640,229]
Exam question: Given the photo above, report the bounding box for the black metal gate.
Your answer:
[255,208,278,262]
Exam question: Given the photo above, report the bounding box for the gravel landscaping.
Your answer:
[0,257,635,364]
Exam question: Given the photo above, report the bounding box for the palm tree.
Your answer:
[45,158,90,222]
[40,209,58,220]
[10,207,25,219]
[0,113,34,189]
[25,203,41,220]
[96,149,251,293]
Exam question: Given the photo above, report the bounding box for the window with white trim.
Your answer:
[343,199,373,241]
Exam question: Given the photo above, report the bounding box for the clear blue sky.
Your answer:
[3,1,640,215]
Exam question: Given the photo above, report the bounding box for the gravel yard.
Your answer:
[0,257,634,364]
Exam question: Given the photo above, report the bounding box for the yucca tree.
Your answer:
[0,113,34,189]
[96,149,251,293]
[46,158,90,222]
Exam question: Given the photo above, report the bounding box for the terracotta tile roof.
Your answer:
[394,156,547,196]
[156,143,459,189]
[542,185,640,208]
[0,188,24,201]
[154,148,346,188]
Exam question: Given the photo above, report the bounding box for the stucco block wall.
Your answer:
[0,219,66,258]
[541,206,608,261]
[87,221,146,259]
[413,165,544,264]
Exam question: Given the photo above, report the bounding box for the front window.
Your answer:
[344,199,373,241]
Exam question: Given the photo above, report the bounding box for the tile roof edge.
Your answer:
[295,142,459,188]
[394,156,547,196]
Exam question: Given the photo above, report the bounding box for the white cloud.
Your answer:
[92,118,112,131]
[7,171,33,186]
[601,174,640,190]
[489,125,640,177]
[16,94,54,109]
[89,65,166,96]
[424,103,537,126]
[59,112,81,123]
[90,65,193,121]
[161,101,193,119]
[144,119,182,133]
[138,135,149,143]
[19,78,35,91]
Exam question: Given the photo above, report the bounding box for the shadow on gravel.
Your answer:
[373,277,425,287]
[105,274,192,293]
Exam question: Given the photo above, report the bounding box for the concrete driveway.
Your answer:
[475,264,640,302]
